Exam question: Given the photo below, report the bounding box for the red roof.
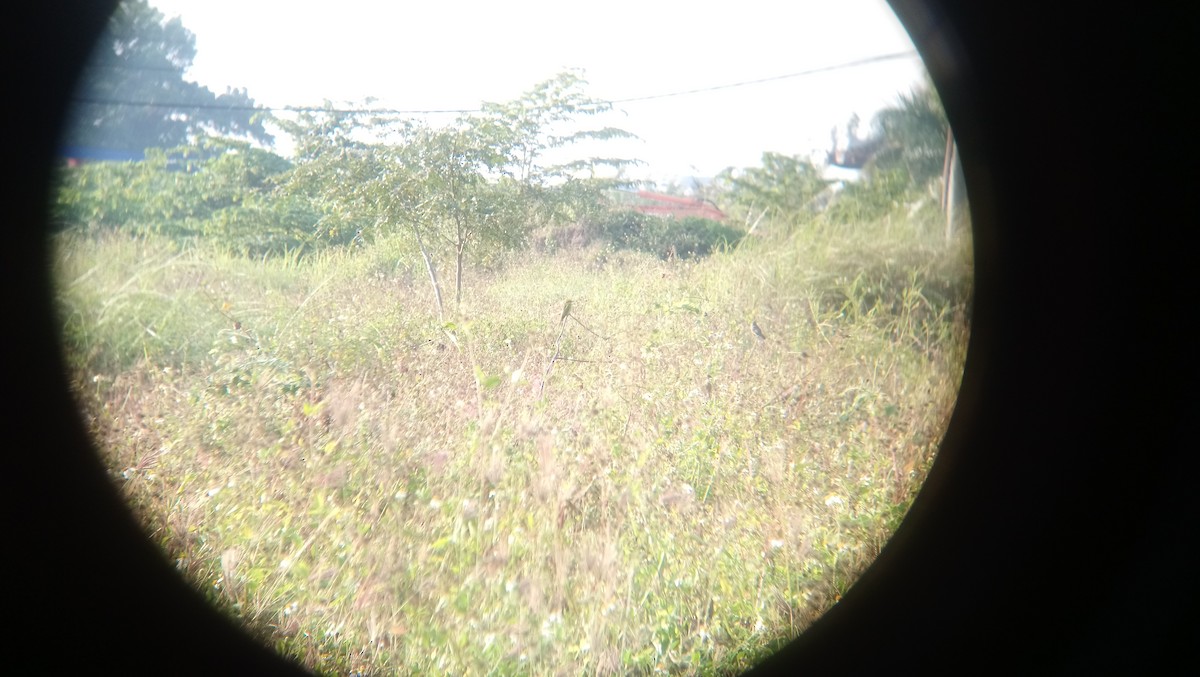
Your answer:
[630,190,727,221]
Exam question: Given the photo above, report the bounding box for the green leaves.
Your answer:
[475,367,502,391]
[56,68,640,320]
[717,153,831,231]
[593,211,744,260]
[479,70,637,185]
[870,77,949,186]
[54,138,313,255]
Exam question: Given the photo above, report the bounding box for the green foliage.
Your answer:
[400,122,530,251]
[56,69,640,288]
[594,210,744,259]
[869,77,949,189]
[668,216,745,258]
[269,107,388,253]
[814,78,961,234]
[716,152,830,229]
[479,70,641,185]
[703,81,958,237]
[52,136,329,256]
[54,147,209,239]
[825,166,912,224]
[262,74,640,311]
[201,192,335,258]
[64,0,271,155]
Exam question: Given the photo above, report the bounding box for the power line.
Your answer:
[69,96,472,116]
[69,51,922,116]
[609,51,919,104]
[83,61,191,74]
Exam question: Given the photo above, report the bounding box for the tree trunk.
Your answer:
[455,240,465,309]
[410,222,445,322]
[941,129,964,246]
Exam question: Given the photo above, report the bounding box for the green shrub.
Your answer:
[201,192,369,259]
[51,138,376,260]
[826,167,913,225]
[594,210,744,259]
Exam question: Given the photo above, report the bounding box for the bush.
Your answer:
[825,167,914,225]
[52,139,373,259]
[201,194,330,258]
[593,210,744,259]
[53,148,211,240]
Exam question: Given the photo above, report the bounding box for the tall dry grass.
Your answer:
[53,213,971,675]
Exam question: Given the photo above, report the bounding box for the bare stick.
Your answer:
[539,302,572,399]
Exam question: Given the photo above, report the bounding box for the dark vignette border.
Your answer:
[3,2,1194,673]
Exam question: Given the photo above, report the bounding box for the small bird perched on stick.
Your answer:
[751,319,766,342]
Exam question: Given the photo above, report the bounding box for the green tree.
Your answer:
[54,134,298,253]
[403,124,524,307]
[64,0,272,156]
[479,70,639,185]
[716,152,830,232]
[478,70,642,230]
[273,106,461,316]
[810,78,960,229]
[856,76,966,241]
[274,74,639,319]
[270,106,383,252]
[868,76,949,191]
[825,165,912,224]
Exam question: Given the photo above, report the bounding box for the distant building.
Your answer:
[626,190,727,221]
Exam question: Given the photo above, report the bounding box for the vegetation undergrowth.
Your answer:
[55,205,970,674]
[54,9,972,670]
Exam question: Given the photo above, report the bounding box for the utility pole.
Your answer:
[941,128,964,246]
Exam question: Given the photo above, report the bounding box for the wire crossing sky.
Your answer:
[135,0,928,181]
[72,50,919,115]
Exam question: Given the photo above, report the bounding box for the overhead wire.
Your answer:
[69,50,921,116]
[608,51,917,104]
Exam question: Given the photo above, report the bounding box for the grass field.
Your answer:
[53,214,971,674]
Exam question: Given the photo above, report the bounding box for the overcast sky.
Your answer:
[143,0,928,182]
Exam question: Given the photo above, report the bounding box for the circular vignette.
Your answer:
[5,2,1195,675]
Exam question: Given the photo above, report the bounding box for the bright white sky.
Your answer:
[146,0,927,183]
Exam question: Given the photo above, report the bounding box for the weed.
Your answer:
[53,207,970,675]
